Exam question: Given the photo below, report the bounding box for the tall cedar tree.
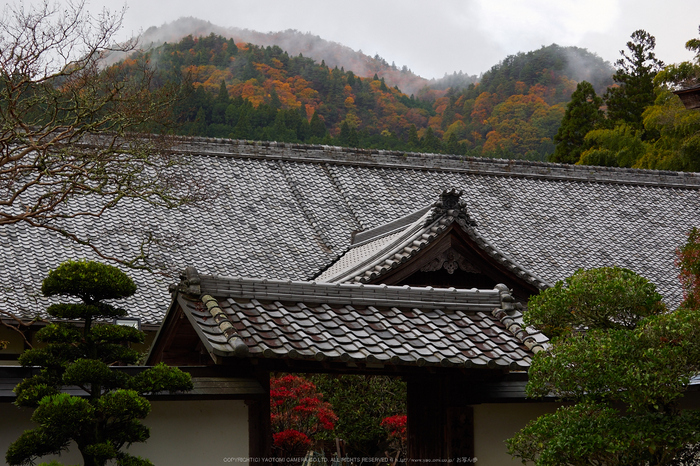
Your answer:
[6,260,193,466]
[551,81,604,163]
[507,264,700,465]
[604,29,664,135]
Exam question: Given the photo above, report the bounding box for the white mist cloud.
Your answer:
[475,0,621,56]
[16,0,700,78]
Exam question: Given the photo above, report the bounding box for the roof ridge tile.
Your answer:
[169,136,700,189]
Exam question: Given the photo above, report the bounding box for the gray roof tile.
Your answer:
[171,275,545,369]
[2,138,699,325]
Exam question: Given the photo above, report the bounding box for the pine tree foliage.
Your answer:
[604,30,664,134]
[6,260,193,466]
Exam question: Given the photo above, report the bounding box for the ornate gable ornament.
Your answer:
[420,250,480,275]
[429,188,478,229]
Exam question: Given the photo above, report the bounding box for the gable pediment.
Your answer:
[315,190,550,300]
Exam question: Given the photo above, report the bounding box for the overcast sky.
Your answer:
[19,0,700,79]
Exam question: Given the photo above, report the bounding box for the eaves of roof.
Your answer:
[165,273,548,371]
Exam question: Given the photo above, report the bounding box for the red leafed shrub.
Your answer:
[381,414,407,461]
[273,429,312,452]
[270,375,338,455]
[676,227,700,309]
[381,415,407,442]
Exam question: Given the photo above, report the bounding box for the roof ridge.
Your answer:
[192,275,502,308]
[170,136,700,189]
[352,205,433,245]
[318,207,439,284]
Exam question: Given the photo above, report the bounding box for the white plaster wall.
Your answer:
[473,402,561,466]
[0,399,249,466]
[0,403,81,465]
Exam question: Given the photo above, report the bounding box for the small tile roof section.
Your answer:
[315,189,552,289]
[3,137,700,325]
[170,273,547,370]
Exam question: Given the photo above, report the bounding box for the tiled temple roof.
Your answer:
[161,272,547,370]
[2,137,699,324]
[315,189,552,289]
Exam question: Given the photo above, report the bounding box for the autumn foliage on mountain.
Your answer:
[127,34,613,161]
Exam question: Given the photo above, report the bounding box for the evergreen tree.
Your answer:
[407,125,420,150]
[508,266,700,465]
[233,109,253,139]
[190,107,208,136]
[338,121,351,146]
[269,88,282,110]
[446,132,462,155]
[604,30,664,134]
[551,81,604,164]
[216,80,230,105]
[308,112,327,140]
[6,260,192,466]
[347,126,360,148]
[422,127,441,153]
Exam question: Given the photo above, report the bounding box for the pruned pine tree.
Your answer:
[6,260,193,466]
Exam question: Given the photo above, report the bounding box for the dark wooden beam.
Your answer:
[247,371,272,463]
[674,85,700,110]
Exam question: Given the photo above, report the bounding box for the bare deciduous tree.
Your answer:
[0,1,208,346]
[0,0,203,267]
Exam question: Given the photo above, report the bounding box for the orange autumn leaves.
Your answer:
[149,34,589,159]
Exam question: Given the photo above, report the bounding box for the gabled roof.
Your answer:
[3,137,700,325]
[148,272,547,371]
[315,189,551,292]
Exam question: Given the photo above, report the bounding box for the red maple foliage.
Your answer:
[381,415,407,442]
[272,429,312,452]
[270,375,338,455]
[381,414,408,461]
[676,227,700,309]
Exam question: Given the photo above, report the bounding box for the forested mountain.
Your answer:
[443,45,614,159]
[125,33,615,161]
[136,18,440,96]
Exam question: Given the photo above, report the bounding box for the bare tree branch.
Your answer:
[0,1,209,271]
